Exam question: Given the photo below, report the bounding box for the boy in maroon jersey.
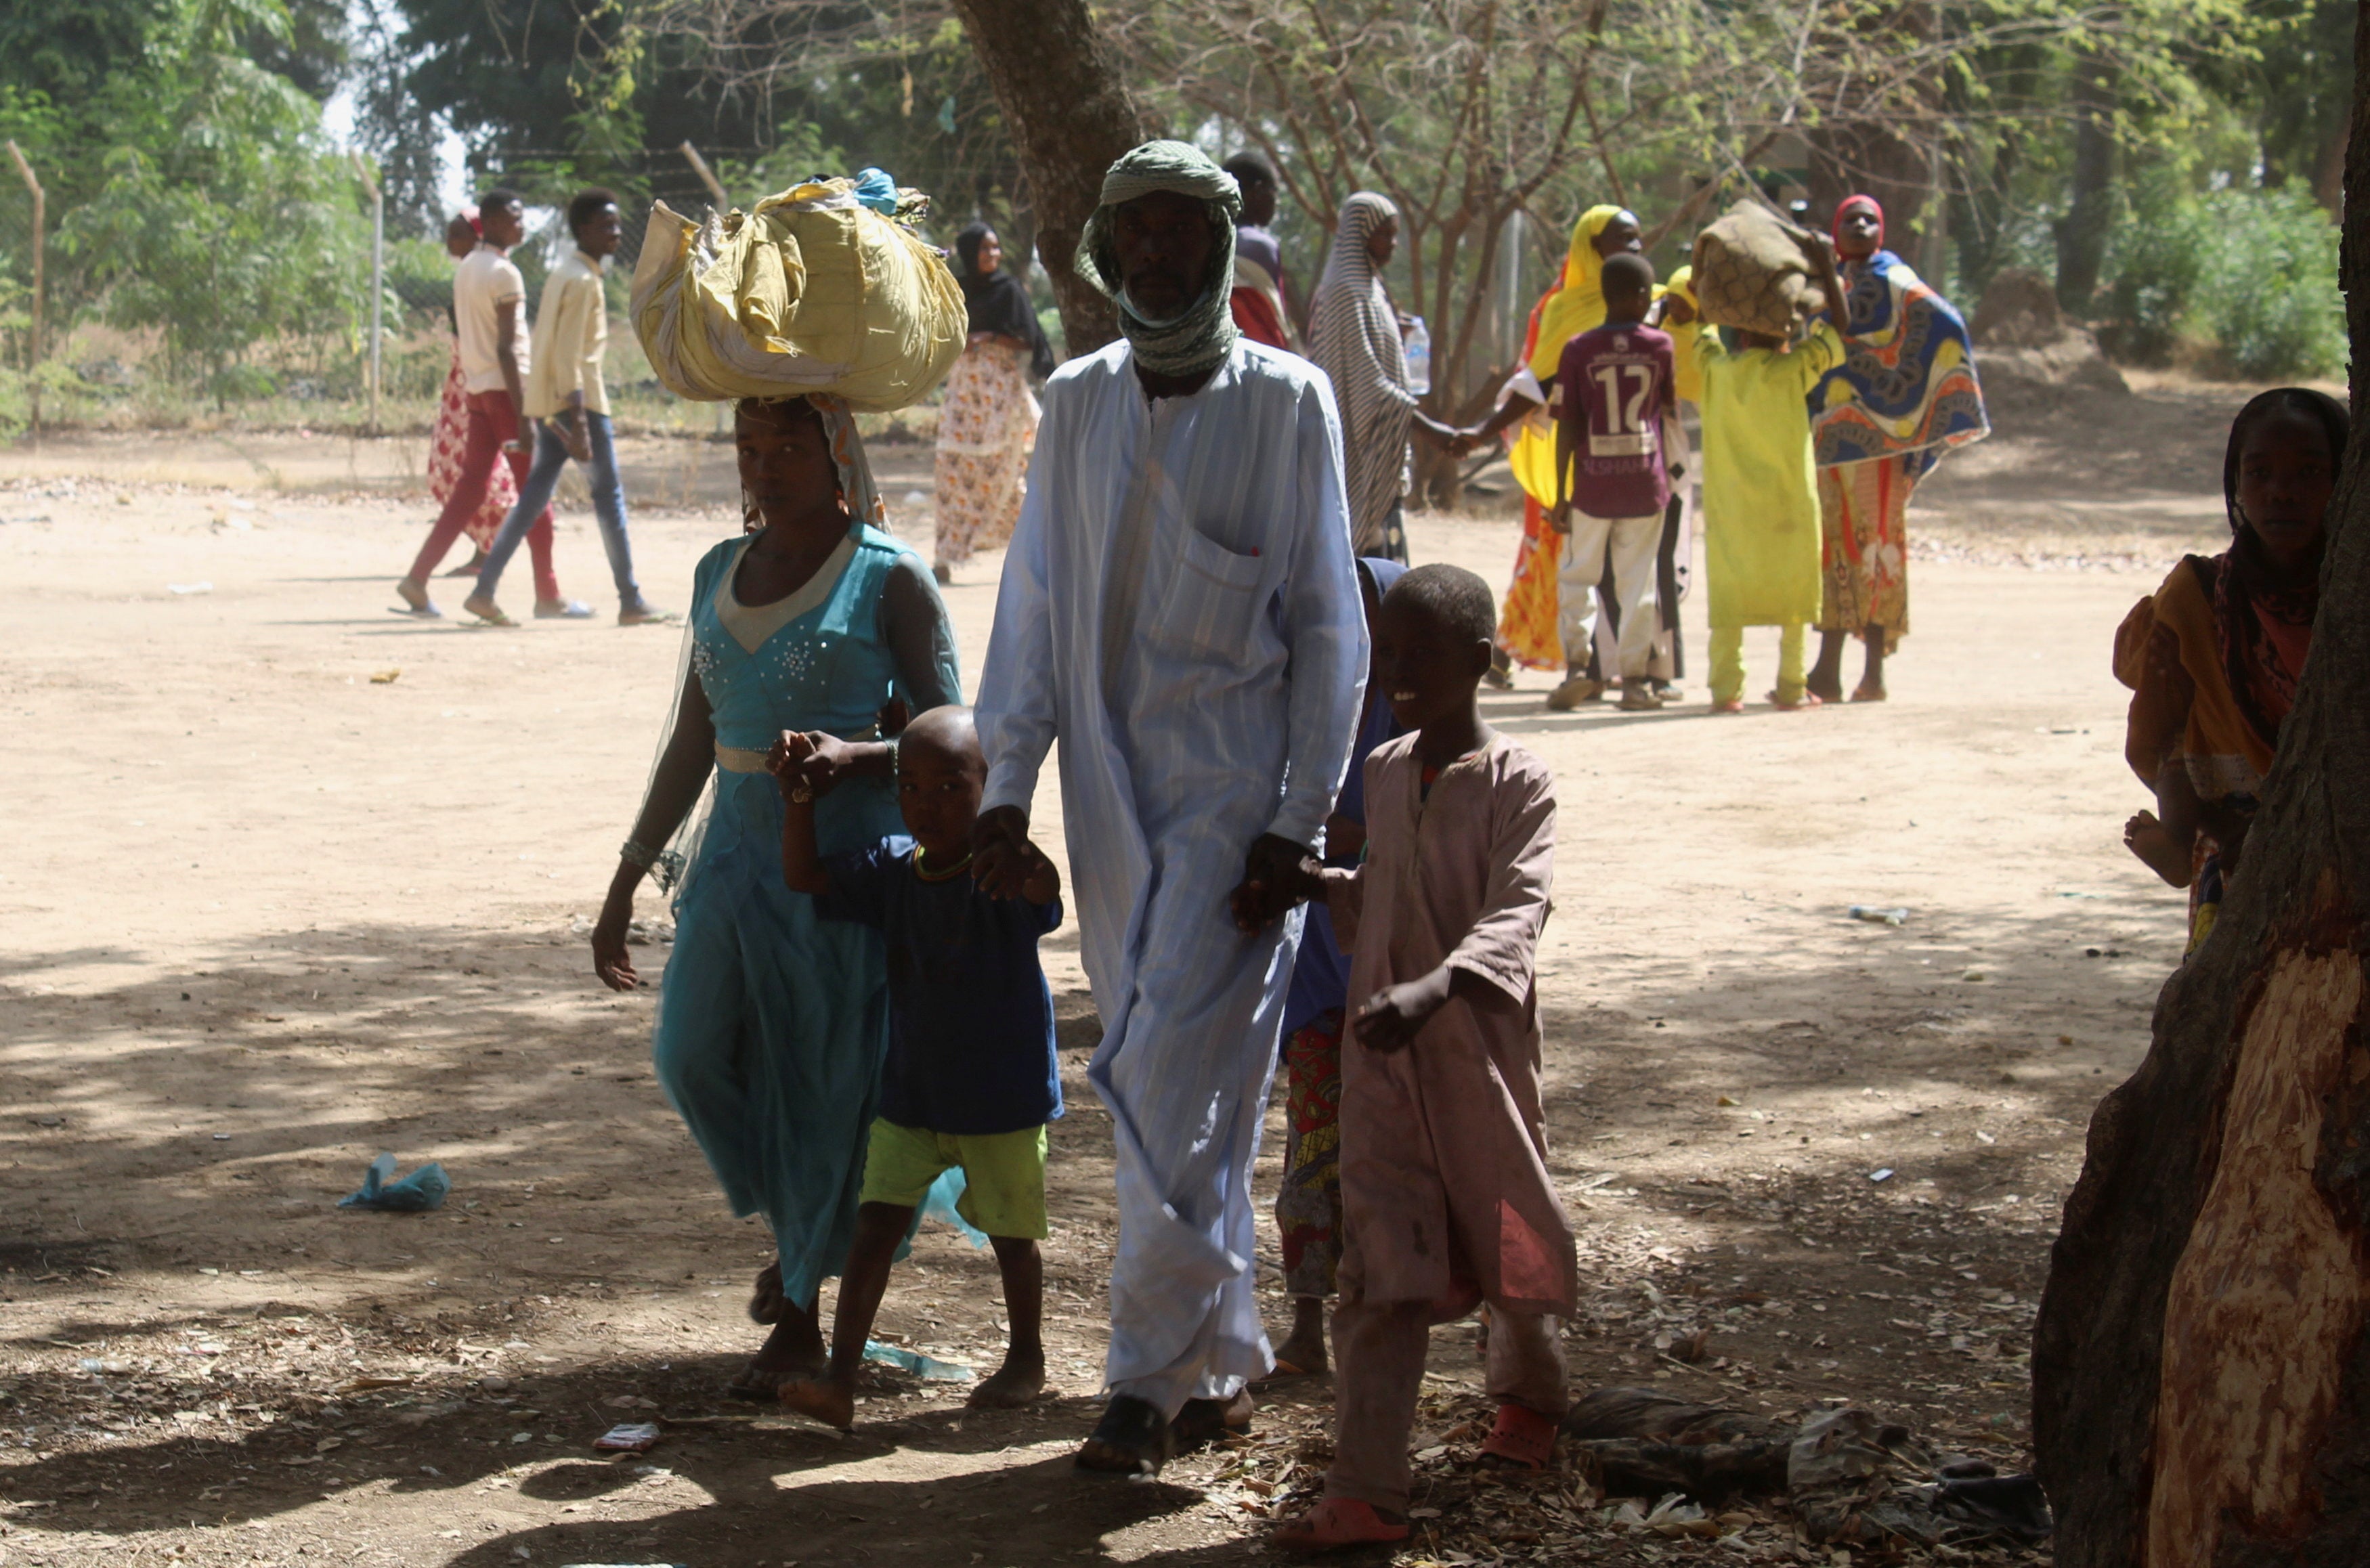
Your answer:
[1548,253,1677,712]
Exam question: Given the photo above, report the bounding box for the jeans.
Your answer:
[478,411,641,605]
[406,391,558,601]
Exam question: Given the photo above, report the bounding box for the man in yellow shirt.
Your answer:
[465,189,670,626]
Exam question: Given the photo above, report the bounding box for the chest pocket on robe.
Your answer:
[1146,524,1268,663]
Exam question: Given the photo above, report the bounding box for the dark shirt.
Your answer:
[816,834,1064,1135]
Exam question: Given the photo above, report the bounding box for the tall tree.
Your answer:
[2029,18,2370,1561]
[937,0,1146,352]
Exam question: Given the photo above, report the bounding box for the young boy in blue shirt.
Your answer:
[769,703,1063,1429]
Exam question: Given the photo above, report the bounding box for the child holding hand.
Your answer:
[768,703,1063,1429]
[1270,565,1576,1554]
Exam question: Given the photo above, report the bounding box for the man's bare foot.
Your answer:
[727,1313,825,1401]
[1851,678,1887,702]
[2124,810,2193,888]
[777,1374,857,1431]
[966,1349,1046,1410]
[1805,674,1846,703]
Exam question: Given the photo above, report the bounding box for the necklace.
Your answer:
[913,846,974,883]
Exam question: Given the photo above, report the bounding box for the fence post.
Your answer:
[678,141,729,211]
[351,152,383,435]
[6,139,45,443]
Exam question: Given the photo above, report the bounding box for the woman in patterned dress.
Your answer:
[932,224,1054,584]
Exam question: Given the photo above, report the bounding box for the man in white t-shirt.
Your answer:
[462,189,668,627]
[395,188,586,619]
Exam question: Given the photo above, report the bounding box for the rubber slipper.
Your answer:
[1272,1498,1410,1553]
[1077,1393,1171,1476]
[535,597,595,619]
[462,594,517,628]
[392,578,441,618]
[1479,1401,1558,1468]
[1768,689,1824,710]
[1171,1388,1253,1450]
[1711,698,1744,714]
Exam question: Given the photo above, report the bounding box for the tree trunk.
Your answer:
[945,0,1148,355]
[2028,28,2370,1567]
[2054,47,2115,315]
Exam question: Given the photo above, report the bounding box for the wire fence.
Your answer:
[0,143,876,439]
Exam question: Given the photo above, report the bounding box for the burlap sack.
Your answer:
[1690,200,1822,340]
[630,177,965,412]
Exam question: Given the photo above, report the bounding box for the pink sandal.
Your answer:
[1273,1497,1410,1553]
[1479,1401,1558,1469]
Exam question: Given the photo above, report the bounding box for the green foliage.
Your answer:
[2101,173,2343,377]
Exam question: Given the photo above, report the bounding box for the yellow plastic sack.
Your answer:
[1690,200,1823,341]
[630,177,966,412]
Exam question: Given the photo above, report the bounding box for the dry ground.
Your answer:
[0,372,2292,1567]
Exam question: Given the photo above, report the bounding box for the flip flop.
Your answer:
[1478,1401,1558,1469]
[1272,1498,1410,1553]
[462,594,517,628]
[1768,689,1824,711]
[1711,698,1745,714]
[535,598,595,619]
[392,578,441,618]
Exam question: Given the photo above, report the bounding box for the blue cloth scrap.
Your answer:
[853,168,899,214]
[338,1152,450,1213]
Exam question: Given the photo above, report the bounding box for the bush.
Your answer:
[2100,176,2343,378]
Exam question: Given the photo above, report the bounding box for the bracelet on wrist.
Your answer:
[620,838,661,872]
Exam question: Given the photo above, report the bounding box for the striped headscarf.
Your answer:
[1075,140,1242,378]
[1308,192,1413,557]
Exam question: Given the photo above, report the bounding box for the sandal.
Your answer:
[535,597,595,619]
[1769,689,1824,712]
[1273,1497,1410,1553]
[392,577,441,618]
[461,593,517,628]
[1711,698,1745,714]
[1171,1388,1253,1450]
[1076,1393,1171,1476]
[1478,1401,1558,1469]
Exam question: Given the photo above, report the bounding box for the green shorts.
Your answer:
[859,1119,1049,1240]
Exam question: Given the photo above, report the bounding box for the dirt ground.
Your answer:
[0,370,2293,1567]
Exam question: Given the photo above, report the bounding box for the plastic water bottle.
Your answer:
[1403,316,1431,394]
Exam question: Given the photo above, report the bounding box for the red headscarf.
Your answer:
[1834,194,1884,251]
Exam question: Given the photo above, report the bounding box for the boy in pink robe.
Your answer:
[1272,563,1576,1553]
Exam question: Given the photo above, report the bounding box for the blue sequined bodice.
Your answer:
[690,525,909,749]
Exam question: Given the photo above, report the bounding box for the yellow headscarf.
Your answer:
[1663,263,1703,405]
[1511,204,1629,504]
[1524,204,1629,380]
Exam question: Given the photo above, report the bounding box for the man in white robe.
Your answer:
[972,141,1366,1473]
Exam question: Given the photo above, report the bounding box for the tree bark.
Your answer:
[2028,26,2370,1567]
[945,0,1148,355]
[2053,47,2115,315]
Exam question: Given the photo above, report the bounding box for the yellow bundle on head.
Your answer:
[1689,200,1823,341]
[630,176,966,412]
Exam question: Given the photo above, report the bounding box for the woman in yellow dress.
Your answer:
[1463,206,1644,706]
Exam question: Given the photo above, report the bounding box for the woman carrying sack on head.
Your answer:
[933,223,1055,584]
[591,394,961,1401]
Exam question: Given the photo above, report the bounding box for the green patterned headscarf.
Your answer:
[1075,140,1241,378]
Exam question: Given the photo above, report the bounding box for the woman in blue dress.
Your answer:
[591,394,961,1397]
